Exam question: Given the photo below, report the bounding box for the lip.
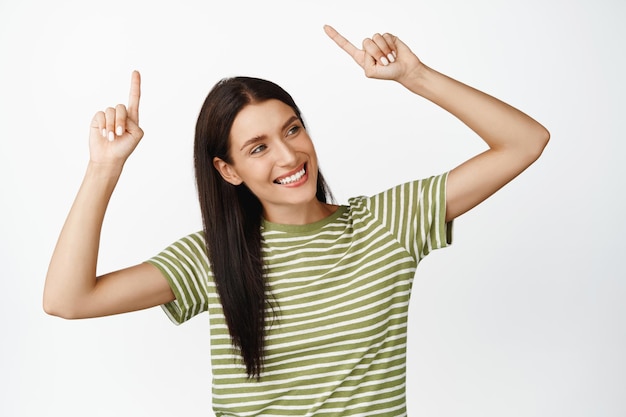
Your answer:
[273,163,307,186]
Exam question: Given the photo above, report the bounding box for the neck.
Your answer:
[263,200,337,225]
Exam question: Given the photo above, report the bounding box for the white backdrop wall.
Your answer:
[1,0,624,416]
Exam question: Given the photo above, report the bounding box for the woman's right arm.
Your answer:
[43,71,174,319]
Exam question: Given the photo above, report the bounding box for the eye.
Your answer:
[287,125,300,136]
[250,144,267,155]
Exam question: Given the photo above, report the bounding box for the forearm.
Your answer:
[401,64,549,220]
[399,64,549,156]
[325,26,550,221]
[43,162,123,318]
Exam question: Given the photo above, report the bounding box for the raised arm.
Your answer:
[324,25,550,222]
[43,71,174,319]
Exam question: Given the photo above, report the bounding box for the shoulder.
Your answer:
[349,172,449,210]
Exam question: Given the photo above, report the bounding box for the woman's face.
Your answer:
[213,99,321,222]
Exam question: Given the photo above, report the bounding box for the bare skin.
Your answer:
[43,27,549,320]
[322,25,549,223]
[213,99,338,225]
[43,71,174,319]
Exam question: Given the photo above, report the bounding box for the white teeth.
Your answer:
[276,167,305,184]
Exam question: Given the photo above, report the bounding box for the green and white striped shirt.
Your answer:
[148,173,452,416]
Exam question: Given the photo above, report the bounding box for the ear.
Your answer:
[213,157,243,185]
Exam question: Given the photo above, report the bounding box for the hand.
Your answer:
[89,71,144,167]
[323,25,422,83]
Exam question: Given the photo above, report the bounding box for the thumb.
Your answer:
[394,36,416,59]
[362,52,377,74]
[125,117,144,142]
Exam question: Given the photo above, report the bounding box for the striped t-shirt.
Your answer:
[147,173,452,416]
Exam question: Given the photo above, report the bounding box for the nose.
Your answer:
[274,138,298,167]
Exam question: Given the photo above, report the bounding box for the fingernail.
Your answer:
[116,126,123,136]
[102,129,107,137]
[108,131,115,142]
[388,53,395,63]
[392,51,397,58]
[380,56,389,66]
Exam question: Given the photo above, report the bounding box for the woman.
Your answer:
[44,25,549,415]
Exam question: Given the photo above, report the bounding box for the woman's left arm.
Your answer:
[324,25,550,222]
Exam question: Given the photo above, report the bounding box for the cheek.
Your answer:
[301,137,317,157]
[239,160,273,182]
[308,147,319,166]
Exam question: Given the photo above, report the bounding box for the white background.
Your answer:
[1,0,624,416]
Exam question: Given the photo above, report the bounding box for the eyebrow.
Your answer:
[239,115,300,151]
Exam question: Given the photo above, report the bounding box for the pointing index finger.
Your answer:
[324,25,361,63]
[127,70,141,123]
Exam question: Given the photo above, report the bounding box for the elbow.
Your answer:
[43,307,81,320]
[42,300,67,319]
[43,271,92,319]
[43,286,62,318]
[538,125,550,153]
[526,125,550,163]
[43,294,81,320]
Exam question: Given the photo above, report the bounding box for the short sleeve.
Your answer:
[365,172,453,262]
[146,231,211,324]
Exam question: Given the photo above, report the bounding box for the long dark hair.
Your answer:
[194,77,333,378]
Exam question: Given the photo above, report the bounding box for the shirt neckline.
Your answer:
[262,205,348,234]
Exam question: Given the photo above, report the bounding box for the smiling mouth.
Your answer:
[274,164,307,185]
